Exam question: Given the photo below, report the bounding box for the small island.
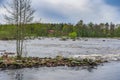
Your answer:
[0,54,105,69]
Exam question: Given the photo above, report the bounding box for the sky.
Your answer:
[0,0,120,24]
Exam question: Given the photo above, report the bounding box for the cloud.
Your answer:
[32,0,120,24]
[0,0,120,24]
[0,7,8,24]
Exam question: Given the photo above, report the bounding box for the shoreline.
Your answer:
[0,37,120,41]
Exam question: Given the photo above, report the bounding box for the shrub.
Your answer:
[69,32,77,39]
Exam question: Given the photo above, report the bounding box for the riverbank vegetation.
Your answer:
[0,55,105,69]
[0,20,120,40]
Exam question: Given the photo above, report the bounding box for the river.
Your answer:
[0,62,120,80]
[0,38,120,80]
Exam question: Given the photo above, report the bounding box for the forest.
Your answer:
[0,20,120,40]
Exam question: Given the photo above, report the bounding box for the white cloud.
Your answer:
[0,0,120,24]
[31,0,120,24]
[0,7,8,24]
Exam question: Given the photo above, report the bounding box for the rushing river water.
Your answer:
[0,38,120,80]
[0,38,120,57]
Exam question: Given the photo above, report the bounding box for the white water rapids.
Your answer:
[0,38,120,62]
[72,54,120,61]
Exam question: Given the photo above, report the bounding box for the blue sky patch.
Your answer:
[0,0,3,4]
[105,0,120,7]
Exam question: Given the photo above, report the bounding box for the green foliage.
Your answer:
[69,32,77,39]
[0,31,13,40]
[0,21,120,39]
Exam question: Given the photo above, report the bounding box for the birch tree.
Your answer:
[4,0,35,58]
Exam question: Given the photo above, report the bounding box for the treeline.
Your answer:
[0,20,120,39]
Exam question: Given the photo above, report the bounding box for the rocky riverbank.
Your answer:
[0,56,105,69]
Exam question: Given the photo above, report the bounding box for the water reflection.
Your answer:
[15,71,23,80]
[68,66,97,72]
[1,66,97,80]
[0,62,120,80]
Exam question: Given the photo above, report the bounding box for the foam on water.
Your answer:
[0,38,120,58]
[72,54,120,61]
